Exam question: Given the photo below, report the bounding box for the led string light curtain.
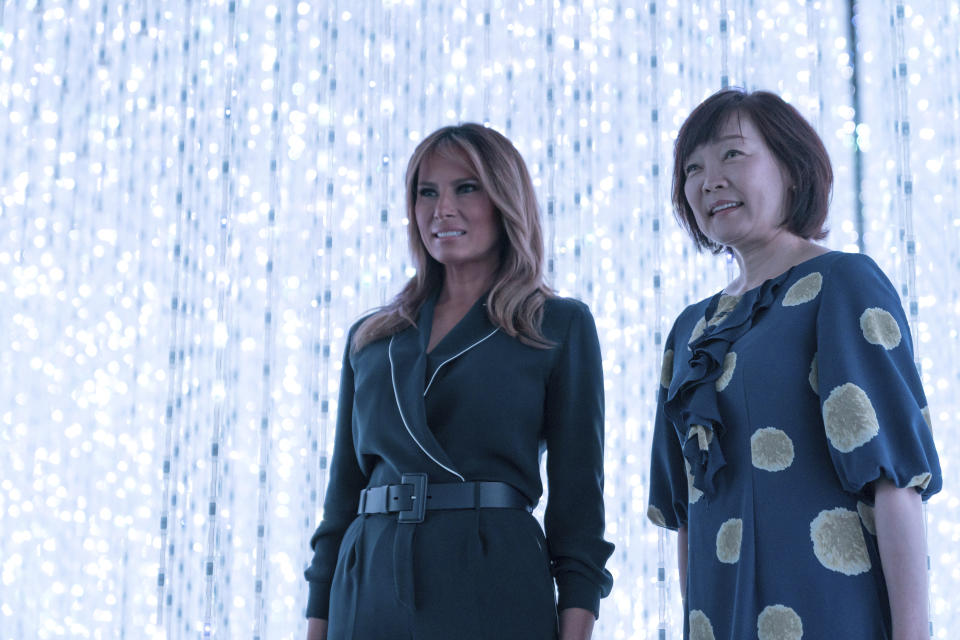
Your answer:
[0,1,956,638]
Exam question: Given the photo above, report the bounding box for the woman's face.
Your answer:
[682,113,793,252]
[414,149,501,275]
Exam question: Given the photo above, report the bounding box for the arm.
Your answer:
[559,607,595,640]
[542,302,614,616]
[677,525,688,603]
[304,331,367,620]
[305,618,327,640]
[874,478,928,640]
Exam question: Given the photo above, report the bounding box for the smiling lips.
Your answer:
[434,230,466,238]
[709,201,742,216]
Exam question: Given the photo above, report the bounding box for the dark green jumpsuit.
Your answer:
[304,293,614,639]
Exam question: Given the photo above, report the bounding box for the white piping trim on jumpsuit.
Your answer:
[423,328,500,397]
[388,335,467,482]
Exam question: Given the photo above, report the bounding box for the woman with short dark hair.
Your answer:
[648,88,941,640]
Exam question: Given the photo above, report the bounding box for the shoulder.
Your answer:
[347,311,378,342]
[540,295,598,341]
[817,251,898,296]
[814,249,882,277]
[345,311,390,361]
[665,295,715,347]
[543,295,592,319]
[675,296,714,325]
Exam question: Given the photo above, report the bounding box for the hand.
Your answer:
[306,618,327,640]
[559,607,595,640]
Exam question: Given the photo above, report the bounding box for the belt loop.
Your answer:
[357,489,367,515]
[473,481,481,511]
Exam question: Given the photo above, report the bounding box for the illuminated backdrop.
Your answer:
[1,1,957,638]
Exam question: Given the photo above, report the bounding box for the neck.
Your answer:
[727,232,827,295]
[438,262,498,307]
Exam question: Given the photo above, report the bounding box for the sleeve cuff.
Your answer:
[556,571,602,619]
[304,581,331,619]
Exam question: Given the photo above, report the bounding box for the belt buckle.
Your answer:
[398,473,428,524]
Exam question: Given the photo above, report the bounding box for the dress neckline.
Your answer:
[720,250,837,298]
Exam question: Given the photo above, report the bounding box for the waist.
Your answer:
[358,474,531,523]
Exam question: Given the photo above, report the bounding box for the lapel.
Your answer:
[423,292,500,395]
[387,293,465,481]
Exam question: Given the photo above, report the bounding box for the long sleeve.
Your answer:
[303,330,367,619]
[542,301,615,617]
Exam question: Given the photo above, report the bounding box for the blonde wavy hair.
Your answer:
[352,123,554,352]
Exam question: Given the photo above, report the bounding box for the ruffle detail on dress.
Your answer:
[665,272,791,497]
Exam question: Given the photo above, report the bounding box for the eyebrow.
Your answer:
[417,177,478,187]
[713,133,747,142]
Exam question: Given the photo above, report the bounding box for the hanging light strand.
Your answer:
[650,2,670,638]
[253,5,284,637]
[890,1,920,373]
[202,0,239,636]
[156,1,196,628]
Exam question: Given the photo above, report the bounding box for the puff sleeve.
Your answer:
[543,301,615,617]
[814,253,942,501]
[647,321,691,531]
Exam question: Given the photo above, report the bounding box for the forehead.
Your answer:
[715,112,763,139]
[418,144,476,180]
[689,111,764,154]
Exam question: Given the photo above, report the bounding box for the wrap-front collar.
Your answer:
[387,291,498,481]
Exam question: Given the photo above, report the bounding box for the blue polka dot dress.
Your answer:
[647,251,942,640]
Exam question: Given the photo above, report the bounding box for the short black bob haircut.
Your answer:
[672,88,833,253]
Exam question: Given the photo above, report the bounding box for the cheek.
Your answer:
[476,202,500,237]
[684,183,702,215]
[414,206,431,238]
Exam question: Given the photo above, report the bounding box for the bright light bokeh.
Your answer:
[1,1,957,638]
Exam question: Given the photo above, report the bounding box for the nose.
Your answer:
[434,188,456,217]
[701,164,727,192]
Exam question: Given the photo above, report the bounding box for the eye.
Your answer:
[684,163,701,176]
[417,186,437,198]
[456,182,480,194]
[723,149,743,159]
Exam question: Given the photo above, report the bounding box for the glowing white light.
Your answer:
[0,3,956,640]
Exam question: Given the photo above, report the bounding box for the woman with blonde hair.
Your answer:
[305,123,613,640]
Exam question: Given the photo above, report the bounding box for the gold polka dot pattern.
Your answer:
[750,428,795,472]
[757,604,804,640]
[857,501,876,536]
[810,507,872,575]
[687,424,713,451]
[859,307,902,349]
[715,352,737,392]
[716,518,743,564]
[660,349,674,389]
[689,610,716,640]
[689,316,706,346]
[647,504,667,528]
[686,460,703,504]
[782,272,823,306]
[708,294,742,326]
[822,382,880,452]
[808,353,818,395]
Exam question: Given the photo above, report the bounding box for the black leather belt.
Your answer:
[357,473,531,523]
